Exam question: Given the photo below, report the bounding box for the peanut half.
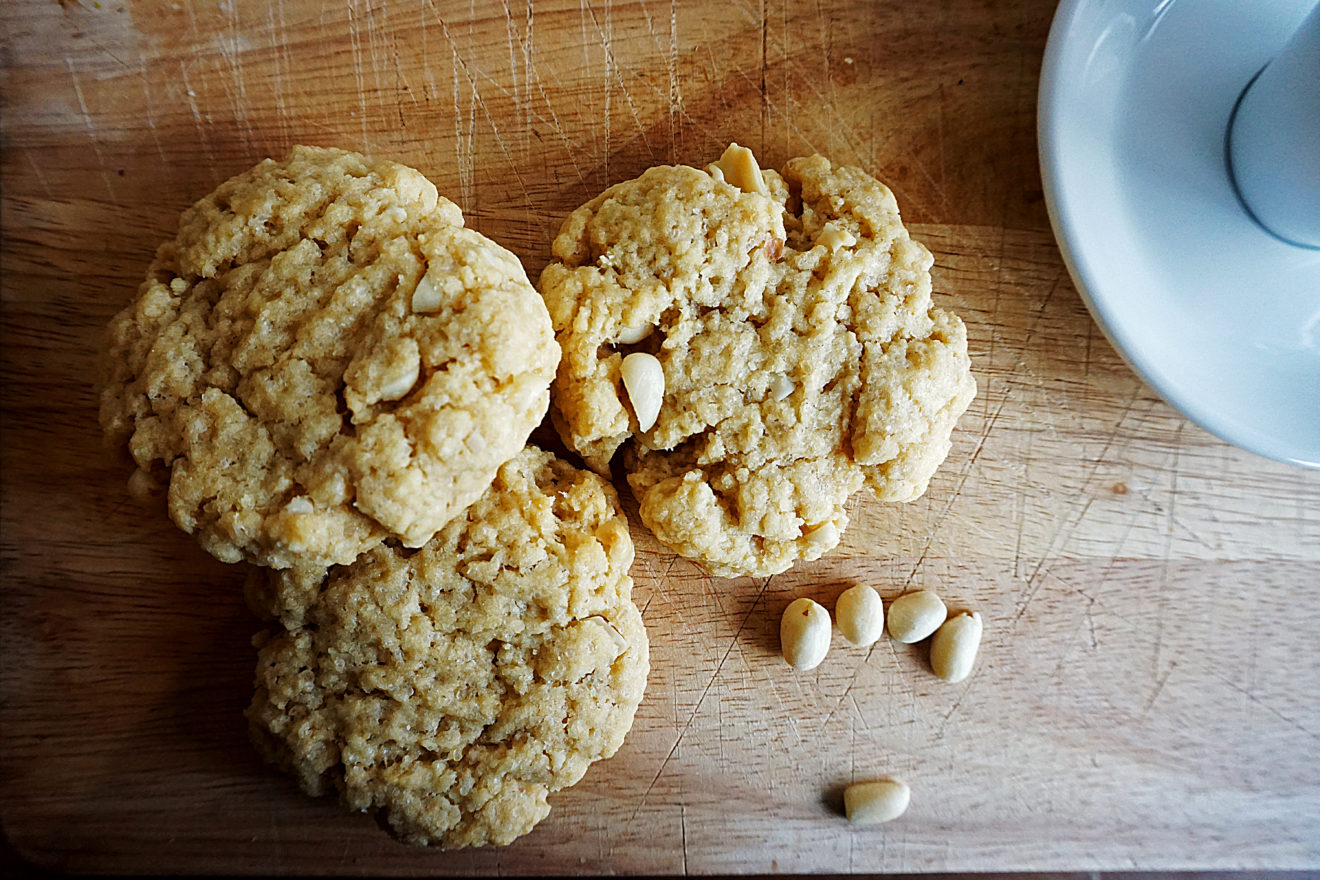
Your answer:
[844,779,910,825]
[886,589,947,644]
[715,142,768,194]
[803,520,840,552]
[411,274,444,313]
[780,597,831,670]
[616,321,654,344]
[930,611,983,683]
[835,584,884,647]
[817,223,857,250]
[620,351,664,432]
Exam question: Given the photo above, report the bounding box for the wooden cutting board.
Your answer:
[3,0,1318,873]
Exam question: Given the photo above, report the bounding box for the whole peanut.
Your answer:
[886,590,947,643]
[844,779,910,824]
[930,611,983,682]
[780,598,831,670]
[835,585,884,647]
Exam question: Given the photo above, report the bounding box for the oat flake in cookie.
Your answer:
[100,146,558,570]
[246,447,648,848]
[539,145,976,578]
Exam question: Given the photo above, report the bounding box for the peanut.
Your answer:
[844,779,910,825]
[780,597,831,670]
[930,611,983,683]
[886,589,947,644]
[411,275,443,313]
[375,351,421,402]
[616,322,654,344]
[620,352,664,432]
[285,496,314,515]
[803,521,840,551]
[817,223,857,250]
[835,585,884,647]
[715,143,767,194]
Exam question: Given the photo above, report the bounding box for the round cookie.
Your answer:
[539,145,976,578]
[246,447,648,848]
[100,146,559,569]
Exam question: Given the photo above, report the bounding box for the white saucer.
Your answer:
[1039,0,1320,468]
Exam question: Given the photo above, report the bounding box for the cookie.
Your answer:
[246,447,648,848]
[100,146,558,569]
[539,145,975,577]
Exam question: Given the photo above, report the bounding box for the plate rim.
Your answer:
[1037,0,1320,470]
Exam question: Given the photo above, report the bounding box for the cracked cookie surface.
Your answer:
[539,148,975,578]
[100,146,558,569]
[246,447,648,848]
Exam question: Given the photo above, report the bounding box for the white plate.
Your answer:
[1039,0,1320,468]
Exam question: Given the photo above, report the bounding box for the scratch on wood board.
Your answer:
[425,3,531,211]
[266,3,294,148]
[135,57,167,165]
[176,58,219,176]
[348,0,372,152]
[628,573,773,823]
[220,0,257,155]
[63,57,116,201]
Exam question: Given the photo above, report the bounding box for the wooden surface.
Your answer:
[3,0,1319,874]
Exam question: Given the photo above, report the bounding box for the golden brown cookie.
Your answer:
[246,447,648,848]
[539,145,975,577]
[100,146,558,569]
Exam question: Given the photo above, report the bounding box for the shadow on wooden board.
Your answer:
[3,824,1318,880]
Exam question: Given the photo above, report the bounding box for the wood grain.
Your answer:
[2,0,1318,873]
